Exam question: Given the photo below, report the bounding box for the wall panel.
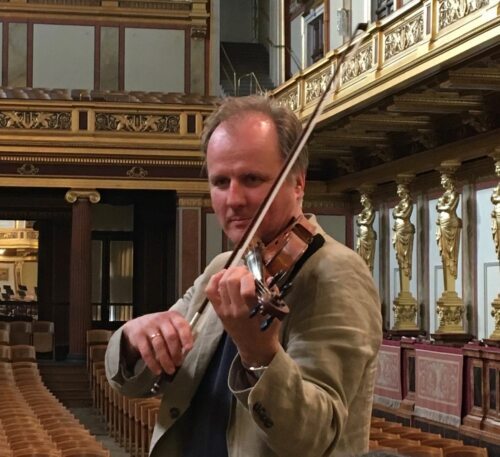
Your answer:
[124,27,185,92]
[33,24,94,89]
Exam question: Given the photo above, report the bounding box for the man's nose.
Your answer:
[227,180,246,206]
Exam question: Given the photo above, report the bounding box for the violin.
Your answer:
[244,215,323,330]
[150,22,368,394]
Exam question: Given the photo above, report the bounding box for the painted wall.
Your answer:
[124,28,185,92]
[476,187,500,339]
[33,24,94,90]
[220,0,255,43]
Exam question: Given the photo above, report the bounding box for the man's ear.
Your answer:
[294,171,306,197]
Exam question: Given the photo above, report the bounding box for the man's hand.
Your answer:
[205,266,281,367]
[121,310,193,376]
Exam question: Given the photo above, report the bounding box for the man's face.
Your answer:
[206,111,305,245]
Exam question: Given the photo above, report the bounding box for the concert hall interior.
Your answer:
[0,0,499,456]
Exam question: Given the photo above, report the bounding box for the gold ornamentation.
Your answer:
[95,113,180,133]
[1,155,202,167]
[356,185,377,273]
[0,111,71,130]
[65,189,101,204]
[393,301,418,328]
[17,163,40,176]
[384,13,424,61]
[341,42,373,85]
[491,156,500,261]
[191,26,207,39]
[438,0,489,30]
[393,175,415,280]
[276,87,299,111]
[490,295,500,339]
[126,166,148,178]
[436,293,465,332]
[305,65,334,105]
[436,161,462,280]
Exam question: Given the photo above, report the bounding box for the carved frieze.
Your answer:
[17,164,40,176]
[438,0,489,30]
[191,26,207,39]
[0,111,71,130]
[126,166,148,178]
[276,86,299,112]
[305,65,334,105]
[341,42,373,85]
[95,113,180,133]
[384,13,424,61]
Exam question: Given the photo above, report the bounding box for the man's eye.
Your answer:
[244,175,264,186]
[212,177,229,188]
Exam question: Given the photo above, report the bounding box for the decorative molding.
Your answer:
[0,111,71,130]
[65,189,101,204]
[438,0,489,30]
[384,13,424,61]
[0,155,203,167]
[305,65,334,105]
[276,86,299,111]
[191,26,207,39]
[95,113,180,133]
[126,166,148,178]
[17,163,39,176]
[341,42,373,85]
[177,196,212,208]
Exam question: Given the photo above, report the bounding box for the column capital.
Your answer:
[395,173,415,186]
[65,189,101,204]
[437,160,461,175]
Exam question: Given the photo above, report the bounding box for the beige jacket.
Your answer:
[105,217,382,457]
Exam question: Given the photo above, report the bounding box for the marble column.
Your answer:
[65,189,100,360]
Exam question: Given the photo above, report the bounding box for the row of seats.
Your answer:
[87,330,161,457]
[0,321,54,356]
[370,417,489,457]
[0,344,110,457]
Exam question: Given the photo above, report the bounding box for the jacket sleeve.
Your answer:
[228,243,382,457]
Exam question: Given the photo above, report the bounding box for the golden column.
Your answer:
[392,174,418,330]
[356,185,377,274]
[435,161,465,334]
[65,189,100,359]
[489,151,500,339]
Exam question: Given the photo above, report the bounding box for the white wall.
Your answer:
[476,187,500,339]
[290,15,303,75]
[124,28,185,93]
[220,0,255,43]
[428,197,463,333]
[33,24,94,89]
[316,215,346,244]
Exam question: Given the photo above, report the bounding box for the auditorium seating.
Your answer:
[32,321,55,357]
[0,344,110,456]
[369,417,488,456]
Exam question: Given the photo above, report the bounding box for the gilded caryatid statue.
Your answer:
[492,159,500,261]
[435,161,465,334]
[356,187,377,274]
[436,169,462,283]
[392,174,418,331]
[489,152,500,340]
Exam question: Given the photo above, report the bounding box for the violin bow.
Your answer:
[151,23,369,393]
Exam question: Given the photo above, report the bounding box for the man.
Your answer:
[105,95,382,456]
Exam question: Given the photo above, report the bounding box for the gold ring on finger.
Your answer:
[150,332,161,341]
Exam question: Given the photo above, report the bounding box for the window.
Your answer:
[307,13,324,65]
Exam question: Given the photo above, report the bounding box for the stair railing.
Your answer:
[237,72,265,96]
[220,44,237,95]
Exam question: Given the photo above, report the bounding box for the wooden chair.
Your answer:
[9,322,32,345]
[378,438,421,450]
[10,345,36,363]
[370,432,400,441]
[0,345,10,361]
[423,439,465,449]
[0,329,9,345]
[385,425,422,435]
[443,446,488,457]
[399,445,445,457]
[32,321,55,357]
[86,330,112,371]
[403,432,442,441]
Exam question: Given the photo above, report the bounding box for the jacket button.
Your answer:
[169,407,180,419]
